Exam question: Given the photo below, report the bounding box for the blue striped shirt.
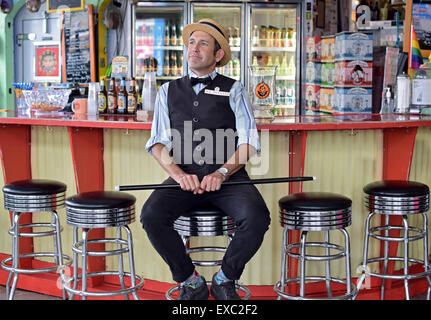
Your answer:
[145,70,261,156]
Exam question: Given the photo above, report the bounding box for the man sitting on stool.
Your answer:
[140,18,270,300]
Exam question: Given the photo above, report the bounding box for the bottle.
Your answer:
[274,27,281,47]
[178,24,183,46]
[164,22,170,46]
[136,80,142,111]
[380,0,389,21]
[259,25,267,47]
[288,56,296,77]
[164,51,170,76]
[267,55,273,66]
[228,27,234,47]
[281,27,287,47]
[371,0,379,21]
[234,27,240,47]
[267,26,274,47]
[274,55,281,75]
[177,52,183,76]
[98,78,107,113]
[170,51,177,76]
[233,58,240,77]
[227,60,234,77]
[280,54,288,76]
[127,78,137,115]
[117,78,128,114]
[411,64,431,114]
[170,22,177,46]
[381,86,394,114]
[252,25,259,47]
[107,78,117,114]
[252,55,258,66]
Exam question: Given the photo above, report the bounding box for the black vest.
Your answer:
[167,74,237,172]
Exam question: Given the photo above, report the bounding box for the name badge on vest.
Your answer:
[204,87,230,97]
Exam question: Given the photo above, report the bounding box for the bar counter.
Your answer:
[1,110,431,300]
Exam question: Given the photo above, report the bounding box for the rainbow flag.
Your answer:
[408,25,423,76]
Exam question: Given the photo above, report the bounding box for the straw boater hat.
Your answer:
[182,18,231,67]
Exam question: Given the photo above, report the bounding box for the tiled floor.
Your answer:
[0,285,428,300]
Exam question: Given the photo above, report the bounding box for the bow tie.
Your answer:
[190,76,212,86]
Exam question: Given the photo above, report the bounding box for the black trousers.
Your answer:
[140,167,271,283]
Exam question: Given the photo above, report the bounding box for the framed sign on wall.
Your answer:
[33,41,62,82]
[47,0,84,13]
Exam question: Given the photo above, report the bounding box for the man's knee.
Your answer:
[237,205,271,234]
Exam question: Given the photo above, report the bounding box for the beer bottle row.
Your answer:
[164,20,183,47]
[98,77,140,115]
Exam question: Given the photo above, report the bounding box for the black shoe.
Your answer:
[178,277,209,300]
[210,273,241,300]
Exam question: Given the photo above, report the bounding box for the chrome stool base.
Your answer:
[357,181,431,300]
[64,191,143,300]
[276,192,356,300]
[1,179,70,300]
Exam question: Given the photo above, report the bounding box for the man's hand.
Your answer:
[174,173,202,194]
[200,171,226,193]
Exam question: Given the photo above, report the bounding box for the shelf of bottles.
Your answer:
[193,5,242,81]
[250,7,297,117]
[135,6,184,85]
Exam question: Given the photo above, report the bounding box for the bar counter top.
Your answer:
[2,110,431,130]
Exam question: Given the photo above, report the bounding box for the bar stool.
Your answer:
[166,204,251,300]
[62,191,144,300]
[356,180,431,300]
[1,179,72,300]
[274,192,357,300]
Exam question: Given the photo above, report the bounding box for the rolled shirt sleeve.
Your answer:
[229,81,261,154]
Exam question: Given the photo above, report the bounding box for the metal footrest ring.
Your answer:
[62,270,144,298]
[1,252,72,274]
[274,276,357,300]
[359,257,431,280]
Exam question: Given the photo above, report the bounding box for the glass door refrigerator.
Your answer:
[190,2,244,82]
[133,2,186,88]
[133,1,303,116]
[247,2,300,117]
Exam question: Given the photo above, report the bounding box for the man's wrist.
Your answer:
[216,167,230,181]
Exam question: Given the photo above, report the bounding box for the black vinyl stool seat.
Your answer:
[275,192,357,300]
[62,191,144,300]
[357,180,431,300]
[1,179,72,300]
[166,204,251,300]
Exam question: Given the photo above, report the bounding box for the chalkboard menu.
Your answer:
[47,0,84,13]
[61,6,95,84]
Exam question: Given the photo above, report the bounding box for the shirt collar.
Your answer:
[188,70,217,81]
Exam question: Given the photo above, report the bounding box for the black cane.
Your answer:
[115,176,316,191]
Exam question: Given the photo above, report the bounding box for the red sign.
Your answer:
[35,46,60,77]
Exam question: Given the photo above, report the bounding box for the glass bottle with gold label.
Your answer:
[127,78,137,115]
[117,78,128,114]
[98,78,107,114]
[107,78,117,114]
